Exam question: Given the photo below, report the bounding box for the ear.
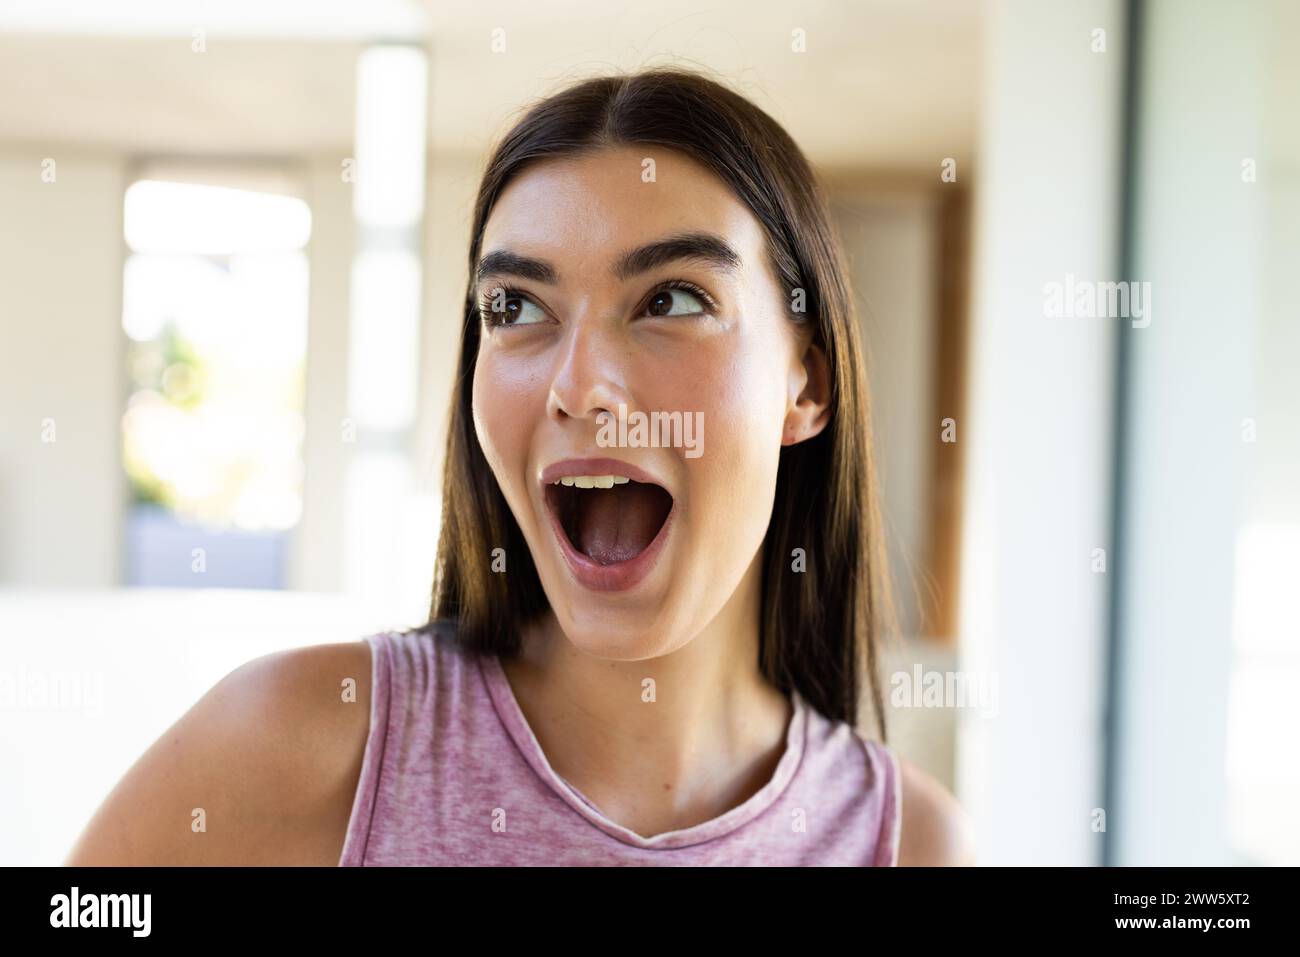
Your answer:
[782,336,831,446]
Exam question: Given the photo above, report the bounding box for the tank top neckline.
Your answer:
[476,649,810,851]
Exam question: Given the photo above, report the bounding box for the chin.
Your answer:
[541,576,687,661]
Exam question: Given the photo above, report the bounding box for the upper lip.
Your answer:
[539,456,673,495]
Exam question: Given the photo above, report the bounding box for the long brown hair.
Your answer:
[429,67,894,739]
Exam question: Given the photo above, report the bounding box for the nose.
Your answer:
[545,317,629,426]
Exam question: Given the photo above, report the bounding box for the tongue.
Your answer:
[577,483,666,565]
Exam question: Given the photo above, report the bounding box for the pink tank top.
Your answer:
[338,625,901,866]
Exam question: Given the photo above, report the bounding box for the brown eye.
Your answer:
[481,289,546,326]
[645,287,706,317]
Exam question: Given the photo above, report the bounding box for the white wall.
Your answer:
[0,151,124,587]
[290,156,355,592]
[1251,0,1300,528]
[957,0,1123,865]
[1109,0,1267,866]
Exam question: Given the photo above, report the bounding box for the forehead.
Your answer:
[480,146,766,269]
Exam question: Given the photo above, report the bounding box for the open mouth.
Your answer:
[544,475,674,566]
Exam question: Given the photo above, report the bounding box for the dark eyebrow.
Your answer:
[475,249,558,286]
[613,232,742,280]
[474,232,742,288]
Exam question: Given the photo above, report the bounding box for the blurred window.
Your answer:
[120,178,311,588]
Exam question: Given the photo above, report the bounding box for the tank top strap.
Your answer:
[863,738,903,866]
[338,626,453,866]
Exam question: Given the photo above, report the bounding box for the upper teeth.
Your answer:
[552,475,632,489]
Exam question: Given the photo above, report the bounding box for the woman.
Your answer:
[68,68,972,866]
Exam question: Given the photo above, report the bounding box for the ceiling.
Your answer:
[0,0,983,171]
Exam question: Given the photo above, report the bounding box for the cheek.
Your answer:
[662,328,789,524]
[688,327,788,442]
[472,349,547,495]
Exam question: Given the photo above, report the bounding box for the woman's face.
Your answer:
[472,145,822,660]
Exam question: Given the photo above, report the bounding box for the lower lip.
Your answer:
[544,493,675,593]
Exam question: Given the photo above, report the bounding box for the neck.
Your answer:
[502,553,794,838]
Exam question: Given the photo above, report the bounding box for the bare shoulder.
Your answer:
[65,639,373,866]
[896,754,976,866]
